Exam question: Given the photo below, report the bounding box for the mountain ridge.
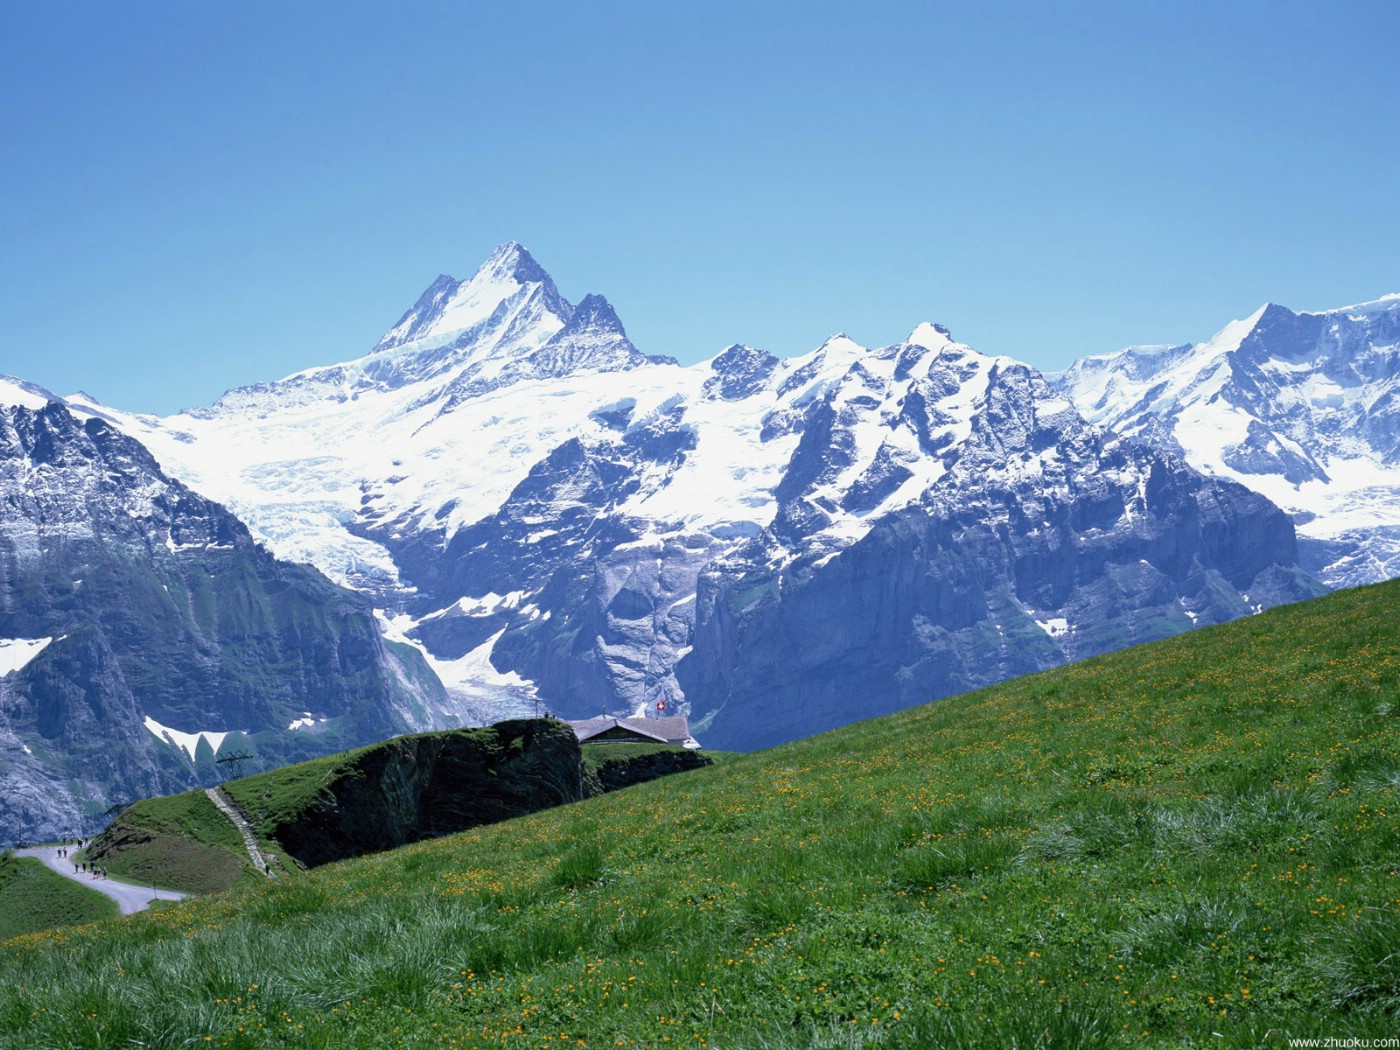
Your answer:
[67,246,1322,747]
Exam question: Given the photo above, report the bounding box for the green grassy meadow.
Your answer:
[2,580,1400,1046]
[96,725,587,895]
[0,855,118,941]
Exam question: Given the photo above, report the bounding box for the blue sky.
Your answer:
[3,2,1397,414]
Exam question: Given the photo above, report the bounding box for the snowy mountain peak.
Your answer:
[906,322,955,351]
[1056,291,1400,589]
[68,255,1324,757]
[0,375,60,411]
[816,333,863,355]
[1171,303,1271,363]
[714,341,758,358]
[704,343,779,401]
[477,241,550,287]
[562,293,627,338]
[372,243,570,355]
[1325,292,1400,318]
[1059,303,1275,398]
[520,292,650,379]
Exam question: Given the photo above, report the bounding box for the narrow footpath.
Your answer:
[13,846,189,916]
[205,786,276,878]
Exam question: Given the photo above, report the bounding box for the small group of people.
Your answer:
[69,859,107,878]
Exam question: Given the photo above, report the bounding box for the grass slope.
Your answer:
[88,731,498,896]
[0,854,118,940]
[2,581,1400,1046]
[92,789,259,895]
[579,741,690,771]
[94,725,709,896]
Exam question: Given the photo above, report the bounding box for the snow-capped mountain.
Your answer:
[82,244,1319,748]
[0,386,443,844]
[1055,294,1400,588]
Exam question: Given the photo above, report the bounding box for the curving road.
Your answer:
[14,846,190,916]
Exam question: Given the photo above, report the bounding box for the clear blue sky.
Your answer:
[3,2,1397,414]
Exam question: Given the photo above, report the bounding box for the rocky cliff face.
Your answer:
[682,445,1313,750]
[251,720,591,868]
[0,396,443,845]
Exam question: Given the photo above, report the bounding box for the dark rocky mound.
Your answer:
[586,745,711,792]
[265,719,592,868]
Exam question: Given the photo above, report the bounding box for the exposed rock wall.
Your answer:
[588,746,711,792]
[1056,296,1400,589]
[681,443,1321,752]
[267,719,592,868]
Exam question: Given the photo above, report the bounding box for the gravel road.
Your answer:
[14,846,190,916]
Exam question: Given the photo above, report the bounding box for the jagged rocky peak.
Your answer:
[373,241,572,354]
[704,343,780,401]
[1233,303,1321,361]
[1054,291,1400,590]
[566,293,627,336]
[481,240,550,284]
[880,322,992,386]
[767,321,1078,546]
[525,292,650,377]
[0,398,244,555]
[372,274,462,353]
[463,241,568,313]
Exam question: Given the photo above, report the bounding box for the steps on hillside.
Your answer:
[205,787,276,878]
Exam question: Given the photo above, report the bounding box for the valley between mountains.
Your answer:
[2,242,1398,842]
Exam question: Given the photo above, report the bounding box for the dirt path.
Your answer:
[14,847,189,916]
[205,787,276,878]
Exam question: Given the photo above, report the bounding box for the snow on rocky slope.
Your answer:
[0,389,443,844]
[77,244,1319,743]
[1055,295,1400,588]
